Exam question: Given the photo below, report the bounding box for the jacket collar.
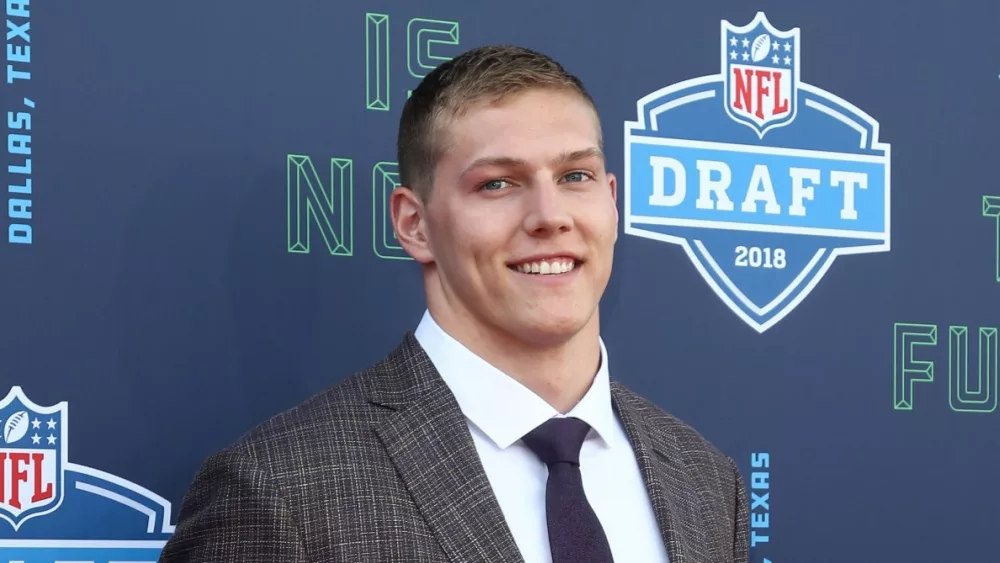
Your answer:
[368,333,525,562]
[611,381,713,563]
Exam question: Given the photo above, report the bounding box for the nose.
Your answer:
[522,178,573,236]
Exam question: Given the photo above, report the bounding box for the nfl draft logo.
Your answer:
[0,386,66,530]
[0,386,175,562]
[624,12,890,332]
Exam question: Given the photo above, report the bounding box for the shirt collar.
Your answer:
[413,310,618,450]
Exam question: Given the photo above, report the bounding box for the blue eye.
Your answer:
[480,179,509,191]
[563,171,592,182]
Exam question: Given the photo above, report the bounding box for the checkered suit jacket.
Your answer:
[157,333,750,562]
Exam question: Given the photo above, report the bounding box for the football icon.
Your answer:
[3,410,30,444]
[751,33,771,62]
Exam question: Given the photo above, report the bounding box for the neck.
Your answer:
[426,302,603,414]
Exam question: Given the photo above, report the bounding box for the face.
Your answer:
[392,88,618,348]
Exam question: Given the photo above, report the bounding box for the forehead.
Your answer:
[435,89,603,167]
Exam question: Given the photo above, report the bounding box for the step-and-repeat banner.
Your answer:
[2,1,998,561]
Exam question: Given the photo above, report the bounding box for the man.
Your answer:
[158,45,749,563]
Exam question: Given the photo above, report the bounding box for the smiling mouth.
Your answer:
[507,258,580,275]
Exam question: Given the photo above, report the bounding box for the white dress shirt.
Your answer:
[414,310,670,563]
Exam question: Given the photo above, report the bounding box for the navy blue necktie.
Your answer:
[521,417,614,563]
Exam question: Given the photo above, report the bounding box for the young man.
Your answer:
[158,45,750,563]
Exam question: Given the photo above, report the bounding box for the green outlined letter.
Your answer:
[287,155,354,256]
[372,162,411,260]
[949,326,998,413]
[983,196,1000,283]
[407,18,459,82]
[366,13,390,111]
[894,323,936,410]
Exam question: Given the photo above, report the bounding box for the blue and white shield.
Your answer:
[0,386,67,531]
[623,12,890,333]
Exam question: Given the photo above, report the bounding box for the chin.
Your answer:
[511,313,591,345]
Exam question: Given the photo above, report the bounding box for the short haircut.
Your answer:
[396,44,600,201]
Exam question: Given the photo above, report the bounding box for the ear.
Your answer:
[607,172,619,240]
[390,186,435,263]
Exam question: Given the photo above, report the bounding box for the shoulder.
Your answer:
[612,381,750,552]
[159,339,425,561]
[228,362,393,467]
[213,333,429,477]
[611,381,743,482]
[231,332,433,454]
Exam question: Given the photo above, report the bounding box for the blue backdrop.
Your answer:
[2,1,999,561]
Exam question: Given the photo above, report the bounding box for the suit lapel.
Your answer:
[611,383,711,563]
[370,334,524,563]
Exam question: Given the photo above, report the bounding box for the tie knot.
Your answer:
[521,417,592,466]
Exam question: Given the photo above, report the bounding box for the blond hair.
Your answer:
[396,45,600,201]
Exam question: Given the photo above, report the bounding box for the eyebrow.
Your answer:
[461,147,605,176]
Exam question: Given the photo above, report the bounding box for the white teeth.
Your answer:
[515,260,577,275]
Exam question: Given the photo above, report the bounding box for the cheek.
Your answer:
[585,201,620,244]
[464,229,508,267]
[454,206,513,253]
[435,213,505,270]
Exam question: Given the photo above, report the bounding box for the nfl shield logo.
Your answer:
[623,12,890,332]
[723,13,799,138]
[0,386,67,530]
